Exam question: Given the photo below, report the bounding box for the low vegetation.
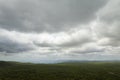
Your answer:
[0,61,120,80]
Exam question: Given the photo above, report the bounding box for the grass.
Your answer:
[0,61,120,80]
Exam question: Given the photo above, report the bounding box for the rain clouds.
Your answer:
[0,0,120,63]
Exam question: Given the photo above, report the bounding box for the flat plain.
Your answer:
[0,61,120,80]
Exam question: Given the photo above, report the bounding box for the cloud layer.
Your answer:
[0,0,106,32]
[0,0,120,63]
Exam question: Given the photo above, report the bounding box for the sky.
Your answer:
[0,0,120,63]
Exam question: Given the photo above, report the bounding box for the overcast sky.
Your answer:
[0,0,120,63]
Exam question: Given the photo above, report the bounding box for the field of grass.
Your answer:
[0,61,120,80]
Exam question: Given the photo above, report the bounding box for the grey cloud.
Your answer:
[59,30,93,47]
[59,37,92,47]
[0,0,106,32]
[97,0,120,23]
[33,41,63,53]
[0,36,34,53]
[71,48,105,54]
[96,0,120,47]
[33,37,92,48]
[33,42,53,47]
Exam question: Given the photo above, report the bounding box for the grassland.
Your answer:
[0,61,120,80]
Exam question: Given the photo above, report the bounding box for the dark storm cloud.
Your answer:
[0,0,106,32]
[0,35,33,53]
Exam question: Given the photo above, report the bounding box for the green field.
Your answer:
[0,61,120,80]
